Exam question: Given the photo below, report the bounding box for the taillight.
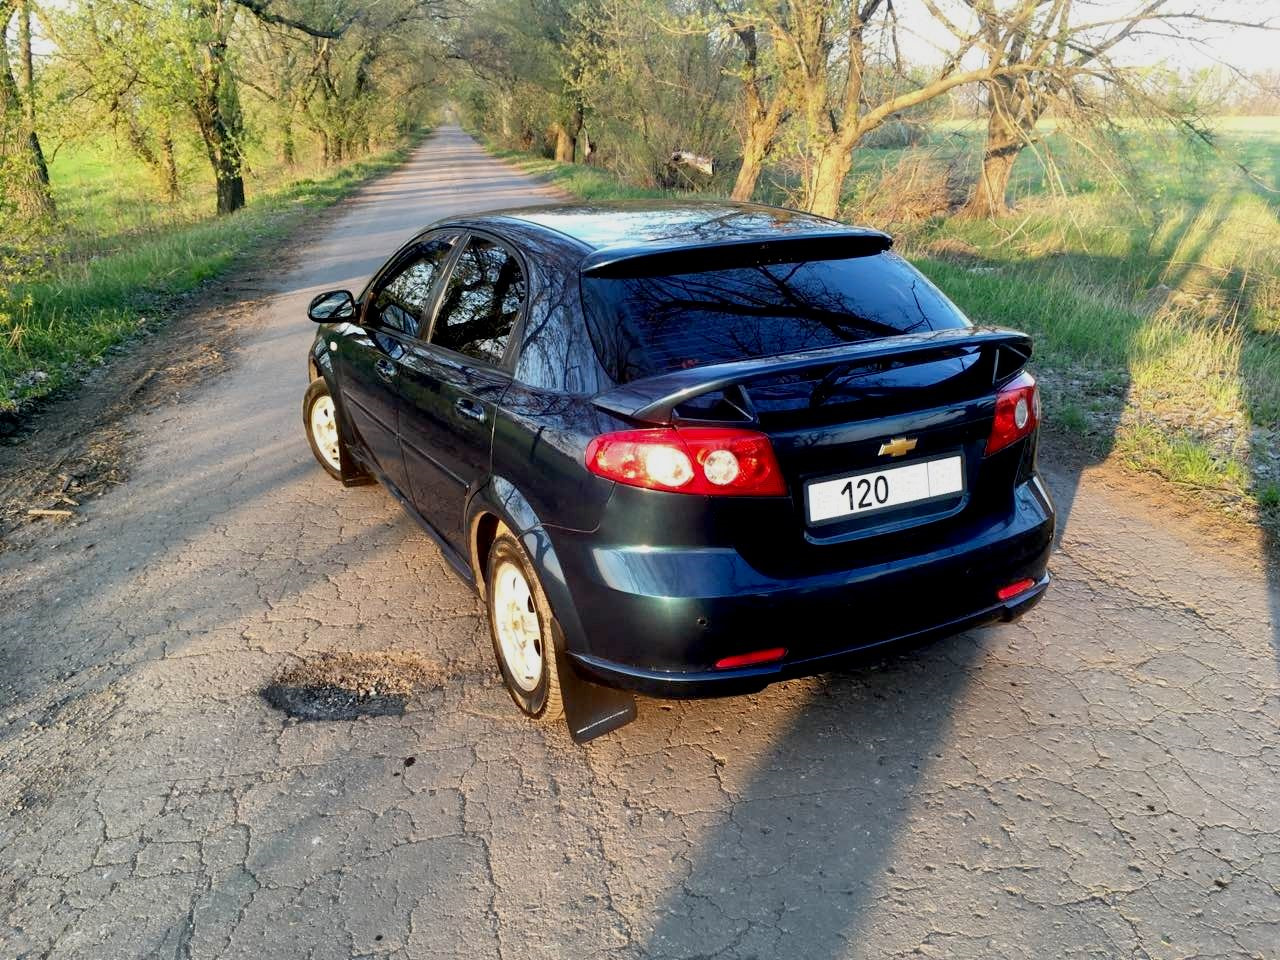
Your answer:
[986,371,1040,455]
[585,427,787,496]
[997,578,1036,601]
[715,647,787,669]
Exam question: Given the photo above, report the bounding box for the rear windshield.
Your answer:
[580,251,969,383]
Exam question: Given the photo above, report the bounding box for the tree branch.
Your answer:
[230,0,352,40]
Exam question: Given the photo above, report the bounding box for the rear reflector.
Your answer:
[586,427,787,496]
[715,647,787,670]
[986,371,1040,455]
[997,578,1037,602]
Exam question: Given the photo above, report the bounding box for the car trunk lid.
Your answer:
[592,328,1033,574]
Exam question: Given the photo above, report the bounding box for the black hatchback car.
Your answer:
[303,202,1053,734]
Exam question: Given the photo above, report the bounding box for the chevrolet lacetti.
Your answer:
[302,202,1054,740]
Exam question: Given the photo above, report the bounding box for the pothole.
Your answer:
[262,651,446,721]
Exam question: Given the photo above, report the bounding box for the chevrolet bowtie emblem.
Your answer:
[878,437,918,458]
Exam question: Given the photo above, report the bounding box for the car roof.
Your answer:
[441,200,892,274]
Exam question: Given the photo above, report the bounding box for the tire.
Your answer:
[303,378,343,481]
[485,527,565,722]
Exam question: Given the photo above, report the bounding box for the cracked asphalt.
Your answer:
[2,126,1279,960]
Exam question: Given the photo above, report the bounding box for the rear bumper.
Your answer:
[567,572,1047,698]
[551,478,1054,698]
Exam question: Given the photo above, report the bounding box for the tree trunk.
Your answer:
[280,115,296,166]
[964,139,1022,218]
[215,163,244,214]
[195,108,246,215]
[190,0,246,215]
[731,120,773,201]
[803,140,855,219]
[16,0,46,187]
[159,129,178,202]
[961,108,1024,218]
[498,95,511,139]
[0,3,54,218]
[551,122,575,163]
[961,74,1043,219]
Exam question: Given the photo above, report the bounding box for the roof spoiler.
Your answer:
[592,327,1032,424]
[580,230,893,278]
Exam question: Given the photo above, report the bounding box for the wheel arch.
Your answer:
[465,477,589,656]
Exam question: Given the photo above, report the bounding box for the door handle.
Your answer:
[374,357,396,382]
[454,398,486,423]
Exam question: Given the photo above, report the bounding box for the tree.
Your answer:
[48,0,184,201]
[0,0,54,217]
[955,0,1147,218]
[103,0,348,215]
[715,3,788,201]
[949,1,1280,217]
[739,0,1085,217]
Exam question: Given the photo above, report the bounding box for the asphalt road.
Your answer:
[2,126,1279,960]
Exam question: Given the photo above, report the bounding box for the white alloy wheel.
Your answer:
[491,559,543,692]
[309,394,341,471]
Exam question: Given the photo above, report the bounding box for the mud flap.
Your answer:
[339,444,374,487]
[556,647,636,744]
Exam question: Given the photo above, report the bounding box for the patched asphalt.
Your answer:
[2,126,1278,960]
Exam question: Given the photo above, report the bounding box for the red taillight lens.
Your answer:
[585,427,787,496]
[997,578,1036,601]
[715,647,787,669]
[986,371,1040,455]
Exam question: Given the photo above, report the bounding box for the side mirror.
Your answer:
[308,289,356,322]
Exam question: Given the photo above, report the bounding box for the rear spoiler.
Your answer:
[580,230,893,277]
[592,327,1032,424]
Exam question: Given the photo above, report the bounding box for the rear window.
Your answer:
[580,251,969,383]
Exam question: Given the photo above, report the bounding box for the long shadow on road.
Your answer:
[635,638,984,957]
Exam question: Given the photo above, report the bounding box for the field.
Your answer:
[0,131,426,422]
[495,118,1280,529]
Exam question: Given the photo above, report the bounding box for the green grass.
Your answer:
[1,132,427,415]
[47,131,367,258]
[1115,421,1251,491]
[487,119,1280,526]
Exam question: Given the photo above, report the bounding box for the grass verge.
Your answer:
[1,131,428,420]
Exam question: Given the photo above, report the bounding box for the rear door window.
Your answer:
[580,251,969,383]
[369,236,457,337]
[429,236,526,365]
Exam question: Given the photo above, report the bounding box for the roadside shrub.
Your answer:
[846,153,963,227]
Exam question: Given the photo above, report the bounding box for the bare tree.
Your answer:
[752,0,1056,217]
[948,0,1280,217]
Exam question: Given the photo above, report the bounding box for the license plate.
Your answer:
[805,455,964,524]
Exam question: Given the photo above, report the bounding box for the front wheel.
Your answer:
[486,528,564,722]
[303,378,343,481]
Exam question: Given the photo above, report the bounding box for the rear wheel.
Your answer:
[303,378,343,480]
[486,528,564,722]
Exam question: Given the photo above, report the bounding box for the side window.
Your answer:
[370,237,455,337]
[430,236,526,365]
